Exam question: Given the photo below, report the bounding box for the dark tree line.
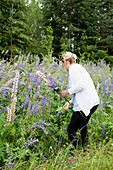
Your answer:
[0,0,113,65]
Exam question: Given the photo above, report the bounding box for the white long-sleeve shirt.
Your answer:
[68,64,99,116]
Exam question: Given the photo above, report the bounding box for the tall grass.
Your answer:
[0,54,113,169]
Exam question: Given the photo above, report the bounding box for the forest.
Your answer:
[0,0,113,65]
[0,0,113,169]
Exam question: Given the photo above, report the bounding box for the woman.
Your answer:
[59,52,99,151]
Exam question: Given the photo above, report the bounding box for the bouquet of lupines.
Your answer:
[46,76,61,93]
[36,70,61,93]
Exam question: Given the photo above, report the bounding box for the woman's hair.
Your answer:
[61,52,77,64]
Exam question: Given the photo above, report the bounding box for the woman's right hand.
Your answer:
[62,102,70,110]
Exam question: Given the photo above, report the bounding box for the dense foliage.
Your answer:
[0,54,113,169]
[0,0,113,65]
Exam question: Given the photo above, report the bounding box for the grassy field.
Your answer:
[0,54,113,169]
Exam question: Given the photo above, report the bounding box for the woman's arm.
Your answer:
[68,67,85,95]
[59,90,69,97]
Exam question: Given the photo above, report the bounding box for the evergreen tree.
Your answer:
[42,0,70,57]
[0,0,33,59]
[25,0,43,54]
[97,0,113,54]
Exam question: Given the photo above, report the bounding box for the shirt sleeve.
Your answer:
[68,66,85,94]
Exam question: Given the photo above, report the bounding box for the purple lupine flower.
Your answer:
[2,87,12,92]
[27,52,30,56]
[47,76,58,89]
[109,83,112,90]
[39,120,51,126]
[106,100,113,104]
[6,144,9,156]
[8,157,10,163]
[21,146,26,149]
[11,158,14,162]
[92,119,96,124]
[23,142,27,145]
[21,138,38,149]
[0,67,5,71]
[31,120,50,134]
[1,60,6,64]
[10,163,15,168]
[42,95,47,106]
[33,104,40,115]
[62,127,66,132]
[37,147,47,160]
[41,155,47,160]
[36,125,48,134]
[102,123,105,134]
[32,103,40,115]
[0,106,8,115]
[14,55,18,60]
[59,76,63,85]
[55,112,62,120]
[6,144,14,168]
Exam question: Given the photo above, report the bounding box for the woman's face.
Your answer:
[63,61,69,71]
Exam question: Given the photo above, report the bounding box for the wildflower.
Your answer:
[7,107,11,122]
[6,144,14,168]
[62,127,66,132]
[36,70,49,83]
[7,71,19,122]
[5,50,9,54]
[39,120,51,126]
[0,106,8,115]
[0,60,6,66]
[21,138,39,149]
[55,111,62,120]
[47,76,58,89]
[37,147,47,161]
[31,120,51,134]
[27,52,30,57]
[14,63,18,68]
[1,50,4,54]
[96,82,100,92]
[6,144,9,156]
[36,125,48,135]
[14,55,18,60]
[0,79,13,93]
[106,100,113,104]
[11,70,19,98]
[92,119,96,124]
[42,155,47,161]
[101,123,105,134]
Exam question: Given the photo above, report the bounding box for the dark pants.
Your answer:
[67,105,98,150]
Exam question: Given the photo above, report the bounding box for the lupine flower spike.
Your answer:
[7,71,19,122]
[36,71,49,83]
[96,82,100,92]
[47,76,60,93]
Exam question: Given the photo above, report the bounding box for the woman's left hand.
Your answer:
[62,102,70,110]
